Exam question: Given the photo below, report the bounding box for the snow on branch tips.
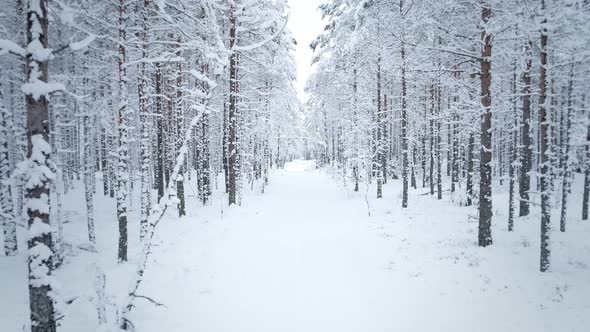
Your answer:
[232,14,289,52]
[22,81,65,100]
[69,34,96,51]
[0,39,26,57]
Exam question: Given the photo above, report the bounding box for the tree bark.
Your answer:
[519,48,532,217]
[583,96,589,221]
[478,0,493,247]
[539,0,550,271]
[0,89,17,255]
[117,0,129,263]
[376,57,383,199]
[227,3,239,205]
[139,0,151,241]
[401,37,409,208]
[559,69,574,232]
[24,0,57,329]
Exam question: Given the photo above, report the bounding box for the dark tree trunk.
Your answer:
[430,85,435,196]
[117,0,129,263]
[24,0,57,330]
[539,1,550,271]
[508,65,518,231]
[559,69,574,232]
[83,115,95,243]
[376,57,383,199]
[175,37,186,217]
[353,69,359,192]
[156,64,164,200]
[200,112,211,204]
[401,38,409,208]
[451,73,459,194]
[436,85,442,200]
[519,49,532,217]
[478,0,493,247]
[0,89,17,255]
[227,4,239,205]
[467,132,474,206]
[139,0,151,240]
[411,145,417,190]
[583,97,589,221]
[223,101,229,192]
[101,128,108,196]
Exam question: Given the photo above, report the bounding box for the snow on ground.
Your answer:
[1,160,589,331]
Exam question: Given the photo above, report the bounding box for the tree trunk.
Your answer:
[155,64,164,201]
[583,96,589,221]
[478,0,493,247]
[559,69,573,232]
[117,0,129,263]
[353,69,359,192]
[539,0,550,271]
[376,57,383,199]
[0,90,17,255]
[519,48,532,217]
[436,85,442,200]
[24,0,57,329]
[467,132,474,206]
[228,3,239,205]
[175,37,186,217]
[401,38,409,208]
[430,85,435,196]
[83,115,95,243]
[139,0,151,241]
[508,65,518,231]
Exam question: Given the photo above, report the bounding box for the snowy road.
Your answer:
[132,160,590,332]
[133,160,395,331]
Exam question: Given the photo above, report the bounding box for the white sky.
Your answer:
[286,0,324,103]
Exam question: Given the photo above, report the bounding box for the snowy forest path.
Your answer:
[131,160,590,332]
[133,160,394,332]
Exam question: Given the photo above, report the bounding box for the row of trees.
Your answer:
[1,0,299,330]
[306,0,590,271]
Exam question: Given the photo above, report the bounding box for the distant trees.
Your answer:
[306,0,590,271]
[1,0,298,328]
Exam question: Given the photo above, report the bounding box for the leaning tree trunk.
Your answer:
[478,0,493,247]
[24,0,57,330]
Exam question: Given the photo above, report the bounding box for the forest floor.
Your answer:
[1,160,590,331]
